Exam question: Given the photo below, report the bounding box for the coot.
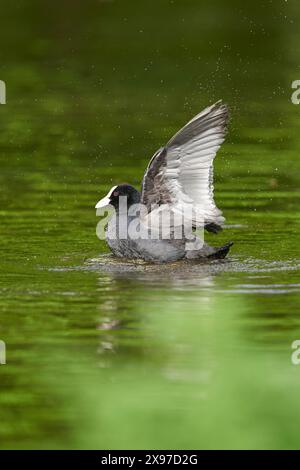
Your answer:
[95,101,233,263]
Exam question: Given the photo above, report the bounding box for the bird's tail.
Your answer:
[207,241,233,260]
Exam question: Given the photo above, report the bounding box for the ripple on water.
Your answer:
[44,254,300,294]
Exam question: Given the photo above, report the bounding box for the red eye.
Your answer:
[113,191,119,197]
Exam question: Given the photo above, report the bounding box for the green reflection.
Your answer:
[0,0,300,450]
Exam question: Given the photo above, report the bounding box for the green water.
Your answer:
[0,0,300,449]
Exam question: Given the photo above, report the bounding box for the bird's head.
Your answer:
[95,184,140,211]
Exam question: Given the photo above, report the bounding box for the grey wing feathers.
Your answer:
[167,100,228,149]
[141,101,229,229]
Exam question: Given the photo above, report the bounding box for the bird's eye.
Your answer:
[113,191,119,197]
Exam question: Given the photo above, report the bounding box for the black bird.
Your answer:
[96,101,233,263]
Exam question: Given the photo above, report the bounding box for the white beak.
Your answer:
[95,186,117,209]
[95,196,111,209]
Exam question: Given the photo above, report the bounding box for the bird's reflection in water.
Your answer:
[91,255,226,359]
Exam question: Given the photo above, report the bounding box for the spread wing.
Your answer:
[141,101,229,231]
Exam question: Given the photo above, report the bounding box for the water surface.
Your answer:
[0,0,300,449]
